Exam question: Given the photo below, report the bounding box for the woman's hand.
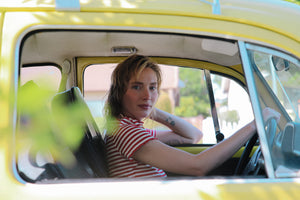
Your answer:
[262,107,281,123]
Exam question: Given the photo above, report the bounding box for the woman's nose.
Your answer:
[142,88,151,99]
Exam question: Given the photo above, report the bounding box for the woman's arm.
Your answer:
[134,120,256,176]
[135,107,281,176]
[150,108,203,145]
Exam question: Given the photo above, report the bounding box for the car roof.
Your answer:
[2,0,295,79]
[1,0,300,41]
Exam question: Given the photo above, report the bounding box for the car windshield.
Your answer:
[246,44,300,177]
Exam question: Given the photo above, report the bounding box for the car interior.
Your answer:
[17,29,265,183]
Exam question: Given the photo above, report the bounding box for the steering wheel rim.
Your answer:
[234,117,278,176]
[234,133,258,175]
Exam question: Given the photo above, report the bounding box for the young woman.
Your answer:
[104,54,280,178]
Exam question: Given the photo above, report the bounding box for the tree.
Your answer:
[175,68,210,117]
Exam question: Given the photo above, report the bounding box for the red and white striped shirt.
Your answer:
[105,117,167,178]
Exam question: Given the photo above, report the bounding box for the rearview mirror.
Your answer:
[272,56,290,71]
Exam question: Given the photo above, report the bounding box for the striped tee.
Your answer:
[105,117,167,178]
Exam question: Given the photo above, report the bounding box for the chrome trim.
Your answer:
[112,46,137,55]
[55,0,80,11]
[238,41,275,178]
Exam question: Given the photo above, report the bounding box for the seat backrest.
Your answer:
[50,87,108,178]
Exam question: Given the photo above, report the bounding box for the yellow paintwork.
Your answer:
[0,0,299,55]
[176,146,254,158]
[1,0,300,199]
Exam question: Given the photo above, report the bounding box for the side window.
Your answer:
[173,67,212,143]
[244,43,300,176]
[211,75,253,141]
[251,50,300,121]
[83,64,253,144]
[83,64,213,140]
[83,64,116,131]
[20,65,61,91]
[174,69,253,143]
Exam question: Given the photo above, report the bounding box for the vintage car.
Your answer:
[1,0,300,199]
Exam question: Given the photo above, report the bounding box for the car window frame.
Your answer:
[79,57,250,145]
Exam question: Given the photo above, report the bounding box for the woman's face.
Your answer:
[122,67,159,120]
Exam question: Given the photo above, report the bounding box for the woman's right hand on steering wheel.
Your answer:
[262,107,281,124]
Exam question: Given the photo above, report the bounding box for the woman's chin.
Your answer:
[137,113,151,120]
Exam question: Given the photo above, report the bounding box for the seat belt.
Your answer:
[58,59,71,92]
[204,69,224,143]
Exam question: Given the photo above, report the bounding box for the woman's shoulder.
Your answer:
[119,117,144,128]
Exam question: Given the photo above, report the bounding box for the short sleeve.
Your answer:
[112,125,157,158]
[145,128,157,138]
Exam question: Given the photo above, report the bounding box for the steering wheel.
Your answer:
[234,117,278,176]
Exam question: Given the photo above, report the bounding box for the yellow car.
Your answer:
[1,0,300,199]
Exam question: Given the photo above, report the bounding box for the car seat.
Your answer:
[18,86,108,182]
[49,86,108,179]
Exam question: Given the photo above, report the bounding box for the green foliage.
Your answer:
[284,0,300,5]
[17,81,88,166]
[219,110,240,126]
[175,96,209,117]
[175,68,210,117]
[144,91,172,129]
[156,91,173,113]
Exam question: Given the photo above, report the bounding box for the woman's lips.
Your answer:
[139,104,151,110]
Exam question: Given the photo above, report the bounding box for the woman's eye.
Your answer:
[150,86,157,91]
[132,85,140,90]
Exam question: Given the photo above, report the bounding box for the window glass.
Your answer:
[174,67,212,143]
[212,75,253,141]
[246,44,300,176]
[84,64,252,144]
[83,64,116,131]
[251,50,300,121]
[20,66,61,92]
